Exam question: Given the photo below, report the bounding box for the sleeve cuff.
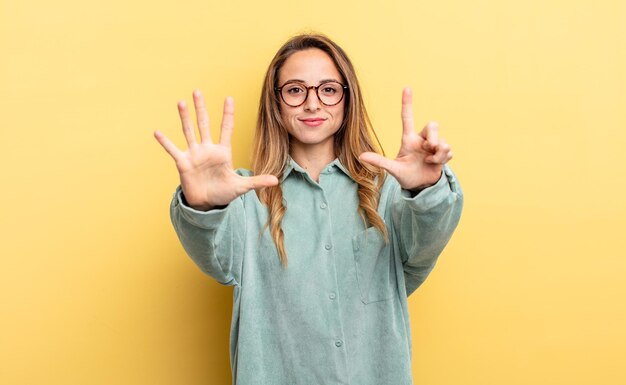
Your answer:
[400,165,461,212]
[171,186,229,230]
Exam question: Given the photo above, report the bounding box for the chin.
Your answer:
[296,135,334,147]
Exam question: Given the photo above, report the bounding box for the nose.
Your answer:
[303,86,321,111]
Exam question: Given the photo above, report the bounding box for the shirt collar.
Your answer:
[281,156,354,182]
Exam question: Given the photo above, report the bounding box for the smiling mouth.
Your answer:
[299,118,326,126]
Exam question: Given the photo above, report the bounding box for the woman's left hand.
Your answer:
[359,87,453,192]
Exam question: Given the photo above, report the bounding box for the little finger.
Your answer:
[154,130,183,160]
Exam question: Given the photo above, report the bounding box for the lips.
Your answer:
[299,117,327,127]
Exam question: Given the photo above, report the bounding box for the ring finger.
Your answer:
[427,139,452,164]
[178,100,197,147]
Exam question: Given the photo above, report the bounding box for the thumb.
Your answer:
[246,174,279,190]
[359,152,396,174]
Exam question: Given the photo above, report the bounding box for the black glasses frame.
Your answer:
[275,81,349,107]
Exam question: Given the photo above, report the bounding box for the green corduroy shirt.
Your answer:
[170,158,463,385]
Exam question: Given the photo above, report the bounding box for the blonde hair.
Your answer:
[252,33,387,266]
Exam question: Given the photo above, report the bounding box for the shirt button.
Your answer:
[320,202,327,209]
[335,340,343,347]
[329,292,336,300]
[325,244,332,250]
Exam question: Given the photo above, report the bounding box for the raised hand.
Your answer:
[154,90,278,210]
[359,87,453,192]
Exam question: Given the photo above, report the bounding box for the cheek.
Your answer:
[332,104,345,125]
[278,104,288,121]
[279,108,297,133]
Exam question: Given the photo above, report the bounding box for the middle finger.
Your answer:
[193,90,212,144]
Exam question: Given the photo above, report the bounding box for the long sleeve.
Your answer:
[165,159,457,384]
[390,165,464,296]
[169,186,246,286]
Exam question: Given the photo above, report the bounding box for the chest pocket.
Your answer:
[352,227,396,304]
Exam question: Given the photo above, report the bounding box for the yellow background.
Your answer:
[1,0,625,384]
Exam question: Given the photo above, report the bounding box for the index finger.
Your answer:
[219,97,235,146]
[401,87,415,135]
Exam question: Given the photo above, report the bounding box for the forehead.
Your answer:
[278,48,342,84]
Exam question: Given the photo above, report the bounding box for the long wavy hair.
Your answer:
[252,33,387,266]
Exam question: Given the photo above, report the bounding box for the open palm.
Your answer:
[154,90,278,210]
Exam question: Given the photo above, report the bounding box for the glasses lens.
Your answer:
[281,83,307,106]
[318,82,344,106]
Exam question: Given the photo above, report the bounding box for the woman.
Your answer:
[154,34,463,385]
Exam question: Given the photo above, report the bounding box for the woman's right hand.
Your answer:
[154,90,279,211]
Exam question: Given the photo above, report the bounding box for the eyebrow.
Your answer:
[282,78,342,85]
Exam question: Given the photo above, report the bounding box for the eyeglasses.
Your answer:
[275,81,348,107]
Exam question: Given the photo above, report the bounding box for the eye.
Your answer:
[320,83,340,95]
[285,85,305,94]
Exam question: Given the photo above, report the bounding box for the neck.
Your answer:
[289,140,336,182]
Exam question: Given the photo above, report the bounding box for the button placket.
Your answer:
[316,181,346,366]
